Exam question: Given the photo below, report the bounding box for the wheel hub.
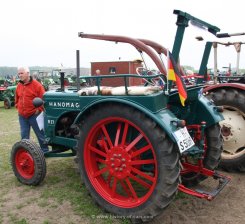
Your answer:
[220,108,245,154]
[16,150,34,178]
[221,123,234,141]
[107,147,131,179]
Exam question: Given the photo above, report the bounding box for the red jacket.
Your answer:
[15,77,45,118]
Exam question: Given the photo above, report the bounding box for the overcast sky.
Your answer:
[1,0,245,72]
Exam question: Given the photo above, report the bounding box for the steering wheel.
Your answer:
[136,67,165,86]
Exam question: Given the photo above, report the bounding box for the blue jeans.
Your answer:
[18,114,49,153]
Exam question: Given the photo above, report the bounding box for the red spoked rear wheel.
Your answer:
[77,104,180,221]
[84,117,157,208]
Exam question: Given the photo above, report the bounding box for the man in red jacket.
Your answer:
[15,67,49,153]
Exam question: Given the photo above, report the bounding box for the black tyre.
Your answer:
[4,97,11,109]
[11,139,46,185]
[206,88,245,172]
[181,124,223,186]
[77,103,180,222]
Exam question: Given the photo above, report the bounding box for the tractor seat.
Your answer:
[77,85,162,96]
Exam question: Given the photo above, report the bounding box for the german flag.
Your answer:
[167,51,187,106]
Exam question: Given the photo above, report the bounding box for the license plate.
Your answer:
[173,127,195,153]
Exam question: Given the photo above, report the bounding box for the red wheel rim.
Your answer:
[84,117,157,208]
[15,148,35,179]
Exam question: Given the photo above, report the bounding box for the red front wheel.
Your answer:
[11,139,46,186]
[77,103,179,221]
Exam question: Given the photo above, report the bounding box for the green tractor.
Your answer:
[2,85,16,109]
[0,79,16,109]
[0,86,7,107]
[10,10,230,222]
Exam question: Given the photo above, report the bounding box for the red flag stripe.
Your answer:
[168,51,187,106]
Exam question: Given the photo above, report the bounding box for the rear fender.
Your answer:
[169,86,224,127]
[204,83,245,92]
[193,95,224,126]
[74,98,180,143]
[168,93,224,127]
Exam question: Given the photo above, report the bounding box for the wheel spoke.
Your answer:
[131,167,155,182]
[120,180,132,197]
[93,166,109,178]
[131,144,151,158]
[121,123,129,146]
[89,145,107,158]
[128,173,151,189]
[130,159,155,166]
[125,177,138,199]
[95,157,106,164]
[101,138,110,153]
[111,177,118,198]
[125,134,143,152]
[101,125,113,149]
[114,123,122,146]
[107,174,112,187]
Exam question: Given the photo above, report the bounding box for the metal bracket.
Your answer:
[179,163,231,200]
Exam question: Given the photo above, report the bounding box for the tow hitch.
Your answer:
[178,122,231,200]
[179,162,231,200]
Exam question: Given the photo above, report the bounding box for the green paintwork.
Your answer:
[172,10,220,61]
[197,42,213,83]
[166,10,221,91]
[43,84,176,148]
[0,85,16,105]
[38,10,224,157]
[168,85,223,127]
[42,78,223,150]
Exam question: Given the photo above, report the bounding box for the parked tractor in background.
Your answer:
[0,79,16,109]
[200,40,245,172]
[0,86,7,107]
[10,10,231,222]
[2,85,16,109]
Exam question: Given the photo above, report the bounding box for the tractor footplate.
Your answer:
[179,163,231,200]
[44,149,76,158]
[44,152,76,158]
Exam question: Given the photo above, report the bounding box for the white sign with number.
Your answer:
[173,127,195,153]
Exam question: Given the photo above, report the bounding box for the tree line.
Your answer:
[0,67,90,78]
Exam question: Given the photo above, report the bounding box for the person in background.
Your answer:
[15,66,49,153]
[95,69,101,75]
[92,69,101,86]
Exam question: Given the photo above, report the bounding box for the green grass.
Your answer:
[0,102,128,224]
